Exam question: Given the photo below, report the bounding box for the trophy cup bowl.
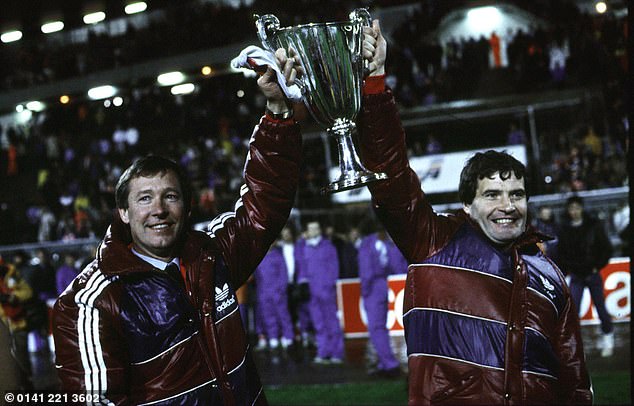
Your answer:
[255,9,387,194]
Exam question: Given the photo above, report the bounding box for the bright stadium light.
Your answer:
[41,21,64,34]
[83,11,106,25]
[201,66,213,76]
[88,85,117,100]
[125,2,148,15]
[16,109,33,124]
[595,1,607,13]
[157,71,186,86]
[171,83,196,95]
[26,101,46,112]
[466,6,502,29]
[1,30,23,43]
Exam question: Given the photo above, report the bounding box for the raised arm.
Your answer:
[207,48,303,288]
[358,21,458,263]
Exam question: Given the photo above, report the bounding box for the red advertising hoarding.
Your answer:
[337,258,630,337]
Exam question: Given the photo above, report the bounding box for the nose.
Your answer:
[150,198,168,217]
[500,195,515,212]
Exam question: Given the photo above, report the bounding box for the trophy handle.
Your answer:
[349,8,372,77]
[349,8,371,26]
[255,14,280,52]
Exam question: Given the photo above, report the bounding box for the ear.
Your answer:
[462,203,471,216]
[118,208,130,224]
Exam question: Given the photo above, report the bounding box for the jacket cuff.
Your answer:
[257,115,302,145]
[263,114,296,125]
[363,75,386,95]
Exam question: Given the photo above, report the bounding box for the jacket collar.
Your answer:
[456,210,550,254]
[97,210,213,276]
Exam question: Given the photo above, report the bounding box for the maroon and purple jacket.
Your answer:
[53,115,302,405]
[357,84,592,405]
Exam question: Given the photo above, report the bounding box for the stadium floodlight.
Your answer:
[171,83,196,95]
[41,21,65,34]
[595,1,607,13]
[41,21,64,34]
[201,66,213,76]
[83,11,106,25]
[88,85,117,100]
[125,2,148,15]
[26,101,46,112]
[466,6,501,29]
[16,109,33,124]
[1,30,23,43]
[157,71,186,86]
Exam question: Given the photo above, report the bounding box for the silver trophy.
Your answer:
[256,9,387,194]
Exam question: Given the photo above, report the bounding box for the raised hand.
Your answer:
[258,47,304,114]
[362,19,386,77]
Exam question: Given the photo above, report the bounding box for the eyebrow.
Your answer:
[133,187,181,197]
[480,187,525,194]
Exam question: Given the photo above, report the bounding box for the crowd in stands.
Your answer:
[0,0,375,91]
[0,0,628,247]
[385,1,626,106]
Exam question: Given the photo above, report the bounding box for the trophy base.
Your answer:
[323,171,388,194]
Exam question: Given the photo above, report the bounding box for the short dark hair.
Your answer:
[458,150,527,204]
[566,195,584,207]
[115,155,192,212]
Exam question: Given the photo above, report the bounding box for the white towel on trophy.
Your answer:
[231,45,302,102]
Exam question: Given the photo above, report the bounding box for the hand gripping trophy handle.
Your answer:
[255,9,388,194]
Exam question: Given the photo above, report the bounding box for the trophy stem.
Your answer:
[324,119,388,194]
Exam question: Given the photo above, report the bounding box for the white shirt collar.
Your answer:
[306,236,322,246]
[131,248,180,271]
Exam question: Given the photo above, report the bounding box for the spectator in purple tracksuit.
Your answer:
[55,253,80,296]
[386,236,408,275]
[254,245,294,349]
[293,236,314,346]
[358,229,401,376]
[302,221,344,363]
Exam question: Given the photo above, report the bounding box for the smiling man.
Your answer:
[52,48,303,405]
[357,21,592,405]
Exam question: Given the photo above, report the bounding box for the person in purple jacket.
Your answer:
[302,220,344,363]
[358,226,401,377]
[293,233,316,348]
[386,235,408,276]
[254,244,294,350]
[55,253,80,296]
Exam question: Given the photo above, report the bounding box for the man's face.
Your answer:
[538,206,552,222]
[348,228,360,242]
[118,171,187,261]
[306,222,321,239]
[567,202,584,222]
[281,227,293,242]
[463,172,527,246]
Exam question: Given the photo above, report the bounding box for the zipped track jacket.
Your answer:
[53,115,302,405]
[357,87,592,405]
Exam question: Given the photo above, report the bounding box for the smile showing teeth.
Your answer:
[493,218,514,224]
[150,224,169,230]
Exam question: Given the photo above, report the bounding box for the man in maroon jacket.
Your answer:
[359,21,592,405]
[53,49,303,405]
